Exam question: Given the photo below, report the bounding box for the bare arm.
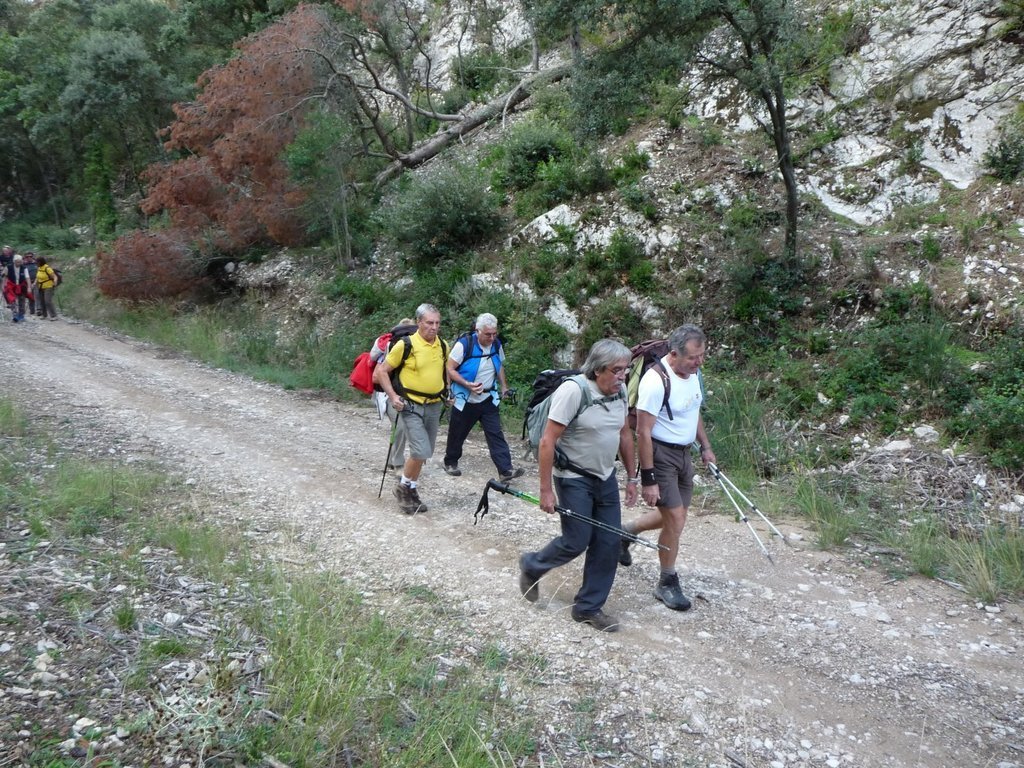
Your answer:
[695,412,716,466]
[619,420,639,507]
[373,360,403,411]
[636,409,660,506]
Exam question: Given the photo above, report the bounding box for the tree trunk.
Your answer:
[762,83,798,259]
[373,63,571,187]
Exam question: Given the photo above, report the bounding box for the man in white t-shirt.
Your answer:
[442,313,523,482]
[620,324,716,611]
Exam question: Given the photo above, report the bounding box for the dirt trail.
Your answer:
[2,318,1021,768]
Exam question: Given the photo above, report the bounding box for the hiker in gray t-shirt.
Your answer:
[517,339,639,633]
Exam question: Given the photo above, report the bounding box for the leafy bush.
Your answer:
[984,106,1024,181]
[725,246,813,329]
[327,276,402,316]
[30,225,82,250]
[610,145,652,185]
[380,162,502,267]
[577,296,645,357]
[955,326,1024,470]
[452,49,507,99]
[493,120,574,192]
[620,183,659,221]
[821,317,971,433]
[567,39,685,138]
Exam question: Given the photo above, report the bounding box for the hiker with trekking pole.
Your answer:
[517,339,639,633]
[373,304,449,516]
[619,324,716,612]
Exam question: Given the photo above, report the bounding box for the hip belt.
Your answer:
[652,437,691,451]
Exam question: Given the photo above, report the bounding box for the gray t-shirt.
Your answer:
[547,376,626,481]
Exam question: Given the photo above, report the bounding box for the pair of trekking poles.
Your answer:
[473,463,786,563]
[373,400,784,562]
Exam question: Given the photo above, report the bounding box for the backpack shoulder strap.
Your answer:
[653,359,673,420]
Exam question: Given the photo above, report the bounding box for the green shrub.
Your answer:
[452,49,507,99]
[605,229,646,272]
[620,184,659,221]
[501,312,571,391]
[821,317,970,433]
[380,162,502,267]
[326,276,401,316]
[984,106,1024,181]
[494,120,574,192]
[577,297,645,358]
[920,233,941,263]
[610,145,652,185]
[955,326,1024,470]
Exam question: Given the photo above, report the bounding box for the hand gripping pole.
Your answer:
[474,479,668,552]
[707,463,786,563]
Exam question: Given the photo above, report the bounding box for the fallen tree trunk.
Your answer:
[373,62,572,187]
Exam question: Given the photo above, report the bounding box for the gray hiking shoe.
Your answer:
[499,466,525,483]
[443,462,462,476]
[393,483,425,515]
[518,554,539,603]
[619,538,633,567]
[654,572,691,611]
[571,609,620,632]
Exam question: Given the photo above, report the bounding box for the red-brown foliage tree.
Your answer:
[100,6,330,300]
[140,5,326,252]
[96,230,204,301]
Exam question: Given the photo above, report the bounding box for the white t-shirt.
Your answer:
[450,338,505,404]
[636,357,702,446]
[548,377,626,481]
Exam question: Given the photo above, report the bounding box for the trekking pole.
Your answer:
[474,479,668,551]
[708,463,786,540]
[377,421,397,498]
[706,463,782,563]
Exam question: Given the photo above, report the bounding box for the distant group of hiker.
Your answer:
[1,244,61,323]
[352,303,714,633]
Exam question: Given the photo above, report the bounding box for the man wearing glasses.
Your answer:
[518,339,639,632]
[442,313,524,482]
[620,324,716,611]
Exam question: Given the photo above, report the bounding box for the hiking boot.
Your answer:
[407,485,428,514]
[518,554,539,603]
[393,483,424,515]
[498,466,525,483]
[619,538,633,567]
[571,609,620,633]
[443,462,462,477]
[654,572,691,611]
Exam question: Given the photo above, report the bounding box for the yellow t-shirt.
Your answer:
[383,332,447,404]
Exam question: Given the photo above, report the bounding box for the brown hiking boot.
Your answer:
[393,483,424,515]
[571,609,620,633]
[407,485,428,514]
[518,554,539,603]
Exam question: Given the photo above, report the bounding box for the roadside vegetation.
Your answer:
[0,398,549,765]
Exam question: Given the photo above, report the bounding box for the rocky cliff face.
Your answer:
[688,0,1022,224]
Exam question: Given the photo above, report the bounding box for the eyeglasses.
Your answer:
[609,365,629,376]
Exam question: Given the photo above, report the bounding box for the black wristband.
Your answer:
[640,468,657,486]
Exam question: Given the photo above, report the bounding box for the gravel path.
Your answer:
[2,317,1021,768]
